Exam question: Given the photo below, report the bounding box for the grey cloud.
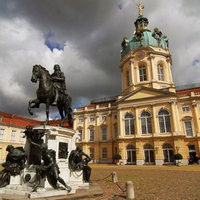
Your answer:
[0,0,200,120]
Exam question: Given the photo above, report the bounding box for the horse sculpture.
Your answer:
[28,65,73,127]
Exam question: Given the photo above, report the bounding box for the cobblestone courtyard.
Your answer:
[89,164,200,200]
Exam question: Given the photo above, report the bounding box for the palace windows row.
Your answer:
[0,128,25,142]
[124,109,171,135]
[87,143,176,164]
[76,109,195,142]
[124,110,194,137]
[126,143,175,164]
[78,114,112,124]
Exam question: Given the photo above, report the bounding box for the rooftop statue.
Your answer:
[28,65,73,127]
[136,3,144,17]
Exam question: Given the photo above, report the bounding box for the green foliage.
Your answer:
[174,153,183,160]
[113,153,122,160]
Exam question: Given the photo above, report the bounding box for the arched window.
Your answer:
[141,111,152,134]
[139,65,147,82]
[157,64,164,81]
[126,145,136,164]
[163,143,174,163]
[144,144,155,163]
[124,113,134,135]
[158,109,171,133]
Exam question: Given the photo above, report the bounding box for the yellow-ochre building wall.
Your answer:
[73,94,200,165]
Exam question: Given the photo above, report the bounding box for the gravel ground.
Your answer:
[87,164,200,200]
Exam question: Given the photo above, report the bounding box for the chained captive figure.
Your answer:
[51,64,68,105]
[28,139,71,192]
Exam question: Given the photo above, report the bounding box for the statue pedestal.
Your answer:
[4,125,89,198]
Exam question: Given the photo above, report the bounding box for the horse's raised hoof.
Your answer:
[28,111,33,115]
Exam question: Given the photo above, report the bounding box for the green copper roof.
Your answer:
[121,15,169,58]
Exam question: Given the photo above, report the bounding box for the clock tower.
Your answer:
[120,4,175,95]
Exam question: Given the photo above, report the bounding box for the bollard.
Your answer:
[112,172,118,183]
[126,181,135,200]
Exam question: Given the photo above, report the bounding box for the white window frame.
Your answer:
[89,116,95,122]
[101,115,107,121]
[19,131,25,142]
[0,128,5,140]
[139,66,147,82]
[184,120,193,137]
[78,129,83,141]
[101,126,107,141]
[102,147,107,159]
[78,117,84,123]
[157,64,164,81]
[89,128,94,141]
[11,130,16,141]
[124,113,135,135]
[182,105,190,113]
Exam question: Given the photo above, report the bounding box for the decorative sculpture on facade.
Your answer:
[28,64,73,127]
[68,146,92,182]
[0,145,26,188]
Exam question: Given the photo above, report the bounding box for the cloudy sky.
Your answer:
[0,0,199,120]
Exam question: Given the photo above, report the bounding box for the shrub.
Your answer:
[113,154,122,160]
[174,153,183,160]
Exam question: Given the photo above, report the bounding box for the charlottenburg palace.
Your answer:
[1,7,200,166]
[73,7,200,165]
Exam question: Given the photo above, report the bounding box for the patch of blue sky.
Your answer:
[44,31,66,51]
[192,59,200,67]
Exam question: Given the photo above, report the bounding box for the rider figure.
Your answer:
[51,64,68,105]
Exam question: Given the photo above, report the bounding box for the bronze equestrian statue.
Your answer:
[28,64,73,127]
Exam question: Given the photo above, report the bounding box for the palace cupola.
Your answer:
[120,4,175,95]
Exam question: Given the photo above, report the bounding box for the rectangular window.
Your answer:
[102,147,107,159]
[113,114,117,120]
[157,65,164,81]
[126,71,130,86]
[11,130,16,141]
[102,126,107,141]
[114,123,118,139]
[78,129,83,141]
[89,129,94,141]
[185,121,193,137]
[90,148,94,159]
[0,128,5,140]
[102,115,107,121]
[139,66,147,82]
[89,116,95,122]
[182,106,190,112]
[19,131,25,142]
[78,117,84,123]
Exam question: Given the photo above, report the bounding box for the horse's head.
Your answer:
[31,65,41,83]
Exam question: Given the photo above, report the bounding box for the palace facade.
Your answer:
[73,7,200,165]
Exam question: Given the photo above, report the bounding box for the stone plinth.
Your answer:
[3,125,89,198]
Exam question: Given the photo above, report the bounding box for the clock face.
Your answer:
[135,50,145,61]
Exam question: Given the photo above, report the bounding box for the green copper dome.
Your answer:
[121,12,169,58]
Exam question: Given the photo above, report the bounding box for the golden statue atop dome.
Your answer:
[136,4,144,16]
